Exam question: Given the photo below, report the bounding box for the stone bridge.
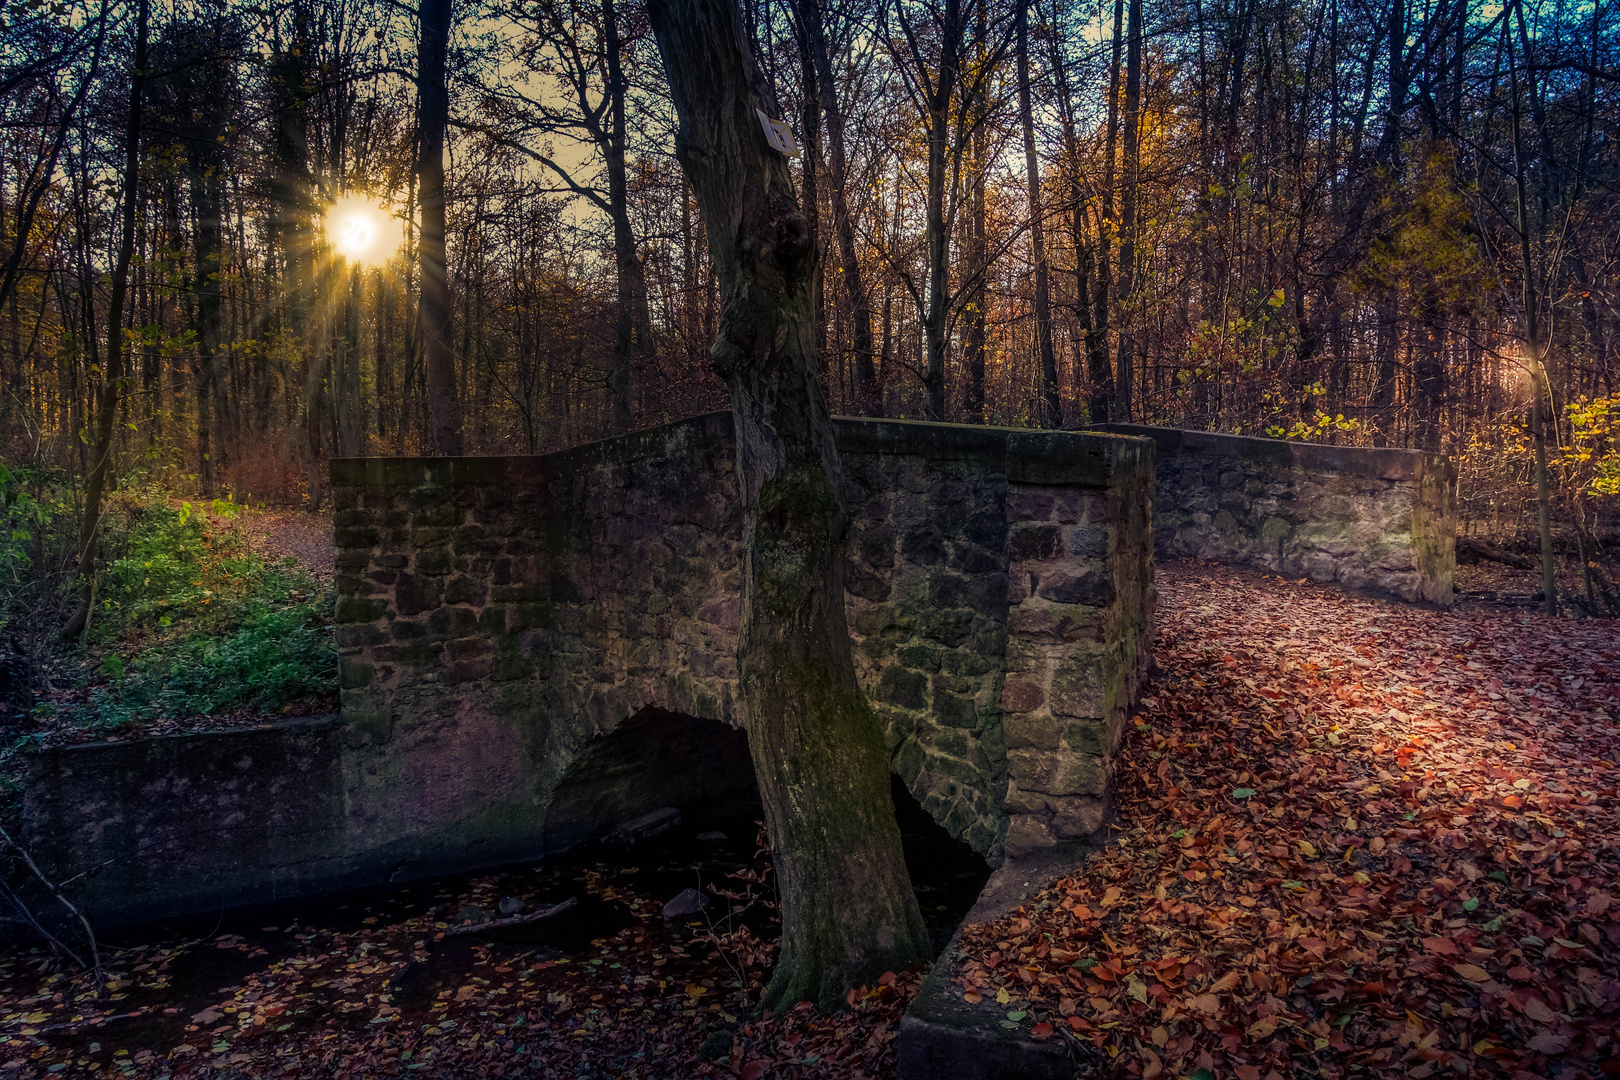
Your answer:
[21,415,1155,926]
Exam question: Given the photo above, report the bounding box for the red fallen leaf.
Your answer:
[1521,997,1558,1023]
[1359,982,1389,995]
[1421,937,1459,955]
[1452,963,1491,982]
[1506,966,1534,981]
[1235,1066,1263,1080]
[1528,1034,1572,1054]
[1066,1015,1093,1032]
[1030,1022,1054,1039]
[740,1061,768,1080]
[878,971,897,986]
[1503,794,1523,809]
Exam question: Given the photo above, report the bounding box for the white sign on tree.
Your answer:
[756,109,800,157]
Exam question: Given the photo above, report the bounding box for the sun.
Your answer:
[328,196,403,265]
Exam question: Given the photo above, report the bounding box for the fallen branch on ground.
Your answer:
[445,896,577,935]
[1457,536,1536,569]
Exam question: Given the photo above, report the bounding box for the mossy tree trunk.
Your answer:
[646,0,928,1014]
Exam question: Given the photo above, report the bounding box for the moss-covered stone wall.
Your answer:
[20,416,1155,926]
[1093,425,1456,606]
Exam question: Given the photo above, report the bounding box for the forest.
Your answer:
[1,0,1619,1076]
[1,0,1616,501]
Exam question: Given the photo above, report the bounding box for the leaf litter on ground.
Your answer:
[3,558,1615,1078]
[957,559,1619,1079]
[0,828,920,1079]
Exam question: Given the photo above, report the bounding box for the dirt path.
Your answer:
[241,509,335,581]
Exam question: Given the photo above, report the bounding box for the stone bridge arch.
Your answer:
[329,413,1152,884]
[541,706,756,854]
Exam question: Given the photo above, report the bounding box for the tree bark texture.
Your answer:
[418,0,461,455]
[646,0,928,1014]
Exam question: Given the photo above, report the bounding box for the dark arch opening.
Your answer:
[543,707,990,956]
[543,706,759,855]
[890,774,992,953]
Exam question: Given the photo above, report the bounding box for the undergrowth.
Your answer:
[1,465,335,736]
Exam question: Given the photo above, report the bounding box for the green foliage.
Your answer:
[1356,146,1493,320]
[1265,408,1361,442]
[0,466,334,732]
[1561,395,1620,497]
[81,597,334,729]
[0,461,79,640]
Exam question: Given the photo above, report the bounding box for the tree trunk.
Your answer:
[963,104,987,422]
[797,0,875,414]
[191,162,226,493]
[418,0,461,455]
[920,4,959,422]
[1017,0,1056,427]
[1511,59,1557,616]
[63,0,146,641]
[1114,0,1141,422]
[604,0,649,435]
[647,0,928,1013]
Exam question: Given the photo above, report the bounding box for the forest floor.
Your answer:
[0,559,1615,1079]
[239,510,336,582]
[958,561,1619,1080]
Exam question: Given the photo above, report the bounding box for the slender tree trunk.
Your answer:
[191,162,226,494]
[1087,0,1124,423]
[963,100,987,422]
[920,1,960,421]
[798,0,875,414]
[418,0,460,454]
[1114,0,1141,422]
[647,0,927,1013]
[797,10,825,376]
[341,263,363,456]
[1017,0,1056,427]
[604,0,648,434]
[64,0,146,641]
[1511,49,1557,616]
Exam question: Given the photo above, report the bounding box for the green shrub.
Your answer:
[84,595,335,729]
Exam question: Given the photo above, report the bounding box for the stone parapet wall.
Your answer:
[20,415,1155,926]
[835,422,1154,858]
[1093,424,1455,606]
